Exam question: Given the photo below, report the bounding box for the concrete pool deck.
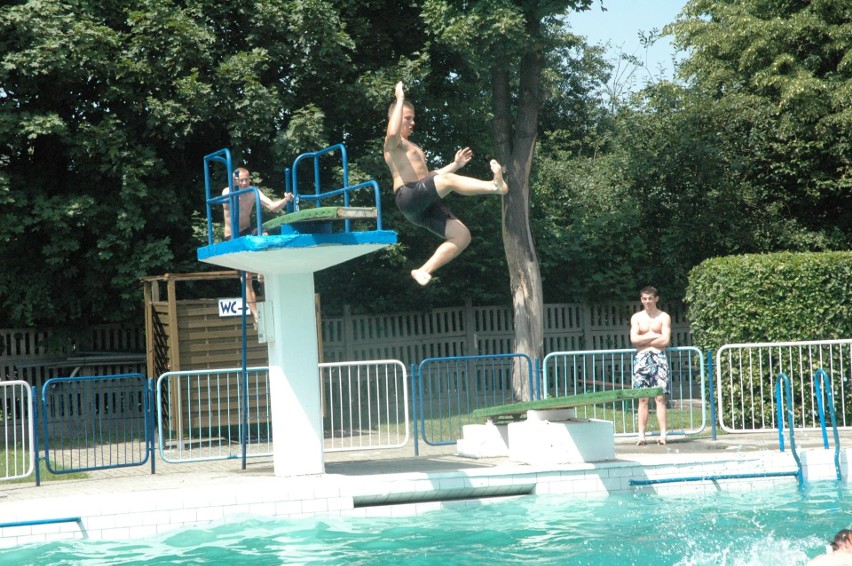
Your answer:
[1,430,849,546]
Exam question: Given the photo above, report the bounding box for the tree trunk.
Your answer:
[491,44,545,401]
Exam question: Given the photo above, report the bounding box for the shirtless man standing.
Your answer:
[630,286,672,445]
[222,167,293,322]
[383,81,508,286]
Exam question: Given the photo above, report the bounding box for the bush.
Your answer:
[685,251,852,351]
[686,252,852,430]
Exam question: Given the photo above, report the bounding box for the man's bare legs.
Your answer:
[434,159,508,196]
[637,395,667,445]
[245,273,259,323]
[411,219,471,285]
[411,160,507,286]
[655,395,668,444]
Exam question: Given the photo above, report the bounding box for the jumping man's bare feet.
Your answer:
[490,160,508,194]
[411,269,432,286]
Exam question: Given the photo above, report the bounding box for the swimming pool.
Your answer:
[4,481,849,565]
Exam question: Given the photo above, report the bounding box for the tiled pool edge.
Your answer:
[0,448,846,547]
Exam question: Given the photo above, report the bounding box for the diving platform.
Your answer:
[198,144,397,478]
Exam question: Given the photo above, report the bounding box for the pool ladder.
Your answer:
[629,370,842,487]
[777,369,842,482]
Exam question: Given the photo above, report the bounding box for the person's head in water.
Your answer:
[831,529,852,551]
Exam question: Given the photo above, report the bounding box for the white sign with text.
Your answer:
[218,297,251,317]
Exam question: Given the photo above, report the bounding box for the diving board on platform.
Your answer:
[262,206,378,233]
[460,387,664,464]
[472,387,664,420]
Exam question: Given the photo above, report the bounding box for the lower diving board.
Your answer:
[460,387,664,464]
[263,206,378,234]
[471,387,665,421]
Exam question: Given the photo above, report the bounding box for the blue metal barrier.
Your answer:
[413,353,535,450]
[775,372,803,484]
[0,516,86,538]
[541,346,707,437]
[814,368,842,480]
[287,143,383,231]
[40,373,153,475]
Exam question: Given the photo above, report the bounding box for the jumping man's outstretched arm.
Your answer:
[384,82,405,149]
[432,147,473,176]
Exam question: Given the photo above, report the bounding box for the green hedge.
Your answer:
[685,251,852,351]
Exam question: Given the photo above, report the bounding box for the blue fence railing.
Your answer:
[39,373,153,477]
[5,341,846,485]
[412,353,536,450]
[541,346,707,437]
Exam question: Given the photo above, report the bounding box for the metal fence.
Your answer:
[40,374,152,474]
[1,380,34,481]
[322,360,409,452]
[156,368,273,463]
[541,347,707,436]
[9,338,850,484]
[155,360,411,463]
[715,339,852,433]
[413,353,536,446]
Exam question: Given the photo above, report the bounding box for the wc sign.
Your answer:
[218,297,251,317]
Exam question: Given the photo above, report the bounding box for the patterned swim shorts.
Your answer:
[632,350,669,395]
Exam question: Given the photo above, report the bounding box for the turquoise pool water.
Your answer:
[3,482,850,565]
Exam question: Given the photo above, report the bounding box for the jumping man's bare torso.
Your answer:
[384,138,431,191]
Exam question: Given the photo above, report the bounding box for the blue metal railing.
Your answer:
[541,346,707,437]
[775,372,804,484]
[0,517,87,538]
[286,143,383,231]
[203,148,268,244]
[814,368,842,480]
[40,374,153,475]
[412,353,535,451]
[629,370,803,487]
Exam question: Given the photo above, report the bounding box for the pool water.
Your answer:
[4,482,850,565]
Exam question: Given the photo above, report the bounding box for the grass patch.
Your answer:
[1,449,89,483]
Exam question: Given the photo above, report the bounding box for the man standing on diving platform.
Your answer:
[383,81,508,286]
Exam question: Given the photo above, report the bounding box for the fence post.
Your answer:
[581,305,592,350]
[707,349,716,440]
[148,378,156,475]
[343,305,354,361]
[32,385,41,487]
[464,298,477,357]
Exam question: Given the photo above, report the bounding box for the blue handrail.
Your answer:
[285,144,383,231]
[203,148,232,245]
[635,373,803,486]
[0,517,86,538]
[775,372,803,484]
[814,368,842,480]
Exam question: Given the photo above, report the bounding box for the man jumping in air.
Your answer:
[383,81,508,286]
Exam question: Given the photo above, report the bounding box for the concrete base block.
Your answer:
[508,418,615,465]
[801,447,845,481]
[526,408,576,422]
[457,422,510,458]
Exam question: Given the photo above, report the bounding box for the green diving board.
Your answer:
[262,206,378,233]
[472,387,664,420]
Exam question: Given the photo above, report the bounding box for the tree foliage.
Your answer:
[0,0,431,328]
[2,0,849,348]
[668,0,852,248]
